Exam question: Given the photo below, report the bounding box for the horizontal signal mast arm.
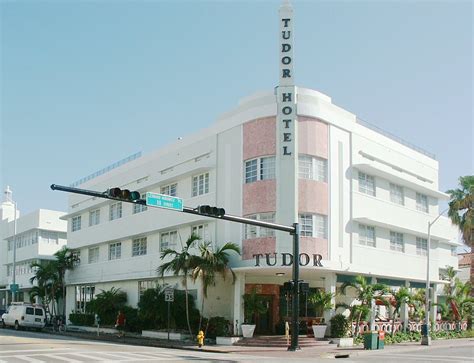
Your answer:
[50,183,294,233]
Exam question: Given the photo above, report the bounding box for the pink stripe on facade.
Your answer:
[298,179,328,215]
[298,117,328,159]
[243,117,276,160]
[242,237,276,260]
[243,180,276,216]
[299,237,328,260]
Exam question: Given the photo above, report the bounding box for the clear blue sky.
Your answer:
[1,0,472,215]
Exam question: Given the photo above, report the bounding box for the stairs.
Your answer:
[234,335,333,348]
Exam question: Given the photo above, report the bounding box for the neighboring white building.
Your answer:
[63,2,459,334]
[0,187,67,310]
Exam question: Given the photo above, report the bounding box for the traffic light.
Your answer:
[197,205,226,217]
[106,187,141,202]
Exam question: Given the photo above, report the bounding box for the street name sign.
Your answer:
[146,192,183,211]
[10,284,19,293]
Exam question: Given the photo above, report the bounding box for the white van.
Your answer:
[1,302,46,330]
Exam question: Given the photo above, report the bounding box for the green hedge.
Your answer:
[69,313,95,326]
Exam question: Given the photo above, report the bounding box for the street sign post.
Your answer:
[164,288,174,341]
[146,192,183,211]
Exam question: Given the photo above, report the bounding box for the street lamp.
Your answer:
[421,207,448,346]
[4,186,18,303]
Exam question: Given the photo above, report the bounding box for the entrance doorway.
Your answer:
[255,295,273,335]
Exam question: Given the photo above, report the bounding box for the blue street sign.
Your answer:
[10,284,19,293]
[146,192,183,211]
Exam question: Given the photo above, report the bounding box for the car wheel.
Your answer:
[14,321,19,330]
[1,320,5,328]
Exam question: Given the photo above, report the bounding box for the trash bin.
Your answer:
[377,330,385,349]
[363,331,378,350]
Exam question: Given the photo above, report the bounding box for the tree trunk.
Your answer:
[355,310,363,338]
[183,279,194,340]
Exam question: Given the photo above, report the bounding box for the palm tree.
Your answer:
[158,233,201,338]
[389,286,411,335]
[191,241,241,331]
[308,289,333,318]
[447,176,474,295]
[30,261,59,317]
[54,247,80,317]
[340,275,389,337]
[86,287,127,325]
[442,265,457,296]
[446,279,473,329]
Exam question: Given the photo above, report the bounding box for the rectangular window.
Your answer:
[192,224,210,241]
[244,215,258,239]
[358,172,376,196]
[244,214,275,239]
[88,247,99,264]
[161,183,177,197]
[160,231,178,251]
[109,202,122,220]
[41,231,58,244]
[260,156,276,180]
[132,237,147,257]
[416,193,429,213]
[390,231,404,252]
[109,242,122,260]
[72,216,82,232]
[75,285,95,313]
[298,155,328,182]
[245,159,258,183]
[390,183,404,205]
[133,194,148,214]
[139,280,157,300]
[192,173,209,197]
[89,209,100,226]
[416,237,427,256]
[314,214,327,238]
[245,157,276,183]
[359,224,376,247]
[299,214,313,237]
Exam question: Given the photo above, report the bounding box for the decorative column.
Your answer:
[401,281,410,332]
[323,274,337,333]
[232,272,245,335]
[369,277,377,331]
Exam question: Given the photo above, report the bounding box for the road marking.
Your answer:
[370,354,468,362]
[44,354,83,362]
[0,348,72,354]
[14,356,46,363]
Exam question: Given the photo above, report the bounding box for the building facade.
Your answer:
[0,187,68,310]
[63,2,459,334]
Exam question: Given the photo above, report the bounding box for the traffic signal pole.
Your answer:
[50,183,301,350]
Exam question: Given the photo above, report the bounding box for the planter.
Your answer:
[141,330,190,341]
[241,324,256,338]
[312,324,327,339]
[216,336,241,345]
[331,337,353,347]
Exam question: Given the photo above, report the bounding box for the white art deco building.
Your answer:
[63,2,459,334]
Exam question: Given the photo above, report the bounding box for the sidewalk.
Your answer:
[43,328,473,359]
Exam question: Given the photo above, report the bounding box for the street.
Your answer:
[0,329,473,362]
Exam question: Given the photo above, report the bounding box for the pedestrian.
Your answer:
[115,310,126,338]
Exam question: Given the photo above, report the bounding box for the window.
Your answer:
[299,214,327,238]
[132,237,147,257]
[244,213,275,239]
[161,183,177,197]
[109,242,122,260]
[72,250,81,266]
[416,237,427,256]
[109,202,122,220]
[299,214,313,237]
[390,231,404,252]
[245,156,276,183]
[416,193,428,213]
[41,231,58,244]
[89,209,100,226]
[192,224,210,241]
[160,231,178,251]
[72,216,81,232]
[75,285,95,312]
[26,307,34,315]
[260,156,276,180]
[139,280,158,300]
[359,224,376,247]
[88,247,99,264]
[35,309,43,316]
[298,155,327,182]
[390,183,404,205]
[133,194,147,214]
[358,172,375,196]
[192,173,209,197]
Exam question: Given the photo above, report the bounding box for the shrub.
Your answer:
[205,316,230,338]
[121,306,142,333]
[330,314,350,338]
[69,312,95,326]
[86,287,127,326]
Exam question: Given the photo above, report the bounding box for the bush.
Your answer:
[330,314,350,338]
[121,306,142,333]
[69,313,95,326]
[205,316,230,338]
[86,287,127,326]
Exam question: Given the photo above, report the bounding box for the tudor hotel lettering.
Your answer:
[278,15,295,157]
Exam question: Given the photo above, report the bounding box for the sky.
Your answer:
[1,0,472,217]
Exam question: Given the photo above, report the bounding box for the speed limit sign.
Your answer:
[165,288,174,302]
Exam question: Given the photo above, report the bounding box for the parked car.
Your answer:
[1,302,46,330]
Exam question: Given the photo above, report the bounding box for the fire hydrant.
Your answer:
[197,330,205,348]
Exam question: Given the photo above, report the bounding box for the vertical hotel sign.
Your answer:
[276,1,298,239]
